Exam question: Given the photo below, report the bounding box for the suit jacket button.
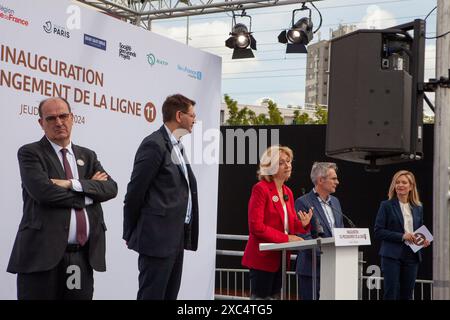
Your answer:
[64,226,69,230]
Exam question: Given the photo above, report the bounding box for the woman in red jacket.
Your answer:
[242,145,312,299]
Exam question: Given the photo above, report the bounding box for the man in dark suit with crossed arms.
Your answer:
[123,94,199,300]
[295,162,344,300]
[7,97,118,299]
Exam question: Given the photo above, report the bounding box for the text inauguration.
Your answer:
[0,44,104,87]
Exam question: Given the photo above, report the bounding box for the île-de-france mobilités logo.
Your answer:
[177,64,202,81]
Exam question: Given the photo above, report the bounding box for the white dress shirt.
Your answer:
[400,201,414,234]
[164,125,192,224]
[47,138,91,244]
[282,203,289,234]
[314,189,335,235]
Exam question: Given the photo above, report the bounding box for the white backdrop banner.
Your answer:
[0,0,221,299]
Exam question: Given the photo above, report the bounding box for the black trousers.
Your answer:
[297,275,320,300]
[17,244,93,300]
[249,268,282,299]
[137,245,185,300]
[381,245,420,300]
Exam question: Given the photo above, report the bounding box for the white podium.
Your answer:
[320,238,359,300]
[260,229,370,300]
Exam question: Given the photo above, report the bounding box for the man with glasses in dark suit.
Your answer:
[7,97,118,300]
[123,93,199,300]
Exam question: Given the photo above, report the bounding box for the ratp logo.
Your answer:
[146,53,168,67]
[147,53,156,66]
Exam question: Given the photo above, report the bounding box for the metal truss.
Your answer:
[76,0,323,28]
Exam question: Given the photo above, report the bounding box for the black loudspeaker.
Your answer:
[326,20,425,167]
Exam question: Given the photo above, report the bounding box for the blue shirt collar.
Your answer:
[313,188,331,204]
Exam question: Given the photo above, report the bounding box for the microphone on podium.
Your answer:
[311,214,325,238]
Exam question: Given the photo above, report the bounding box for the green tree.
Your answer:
[239,107,252,125]
[312,105,328,124]
[256,113,270,125]
[225,94,250,125]
[264,99,284,125]
[293,109,312,124]
[248,110,270,125]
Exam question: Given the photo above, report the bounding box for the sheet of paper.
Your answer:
[407,225,433,253]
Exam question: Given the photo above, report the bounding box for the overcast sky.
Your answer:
[151,0,437,114]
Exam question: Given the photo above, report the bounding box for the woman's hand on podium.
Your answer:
[288,235,304,242]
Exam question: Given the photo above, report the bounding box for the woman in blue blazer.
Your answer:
[374,170,430,300]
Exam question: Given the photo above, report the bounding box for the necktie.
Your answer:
[61,148,87,246]
[176,141,186,174]
[177,141,184,156]
[175,142,191,224]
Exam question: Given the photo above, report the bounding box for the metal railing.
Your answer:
[360,276,434,300]
[215,234,433,300]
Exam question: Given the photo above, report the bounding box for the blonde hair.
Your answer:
[257,145,293,182]
[388,170,421,206]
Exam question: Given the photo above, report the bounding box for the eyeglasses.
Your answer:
[43,113,71,123]
[180,111,196,119]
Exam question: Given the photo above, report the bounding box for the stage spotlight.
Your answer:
[278,17,313,53]
[278,3,322,54]
[225,12,257,59]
